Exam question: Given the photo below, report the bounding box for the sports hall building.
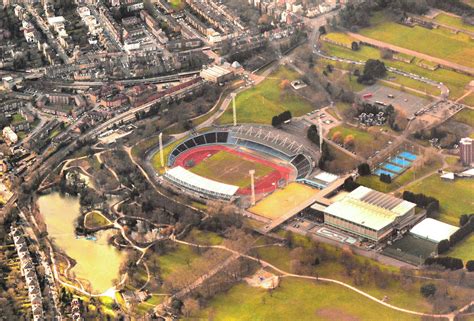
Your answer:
[323,186,416,242]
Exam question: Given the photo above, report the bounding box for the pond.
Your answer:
[37,192,125,294]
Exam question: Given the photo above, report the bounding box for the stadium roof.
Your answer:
[165,166,239,197]
[324,186,416,231]
[313,171,338,185]
[410,218,459,243]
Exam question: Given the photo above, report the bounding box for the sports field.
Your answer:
[189,150,274,188]
[249,183,318,219]
[406,174,474,225]
[359,12,474,68]
[173,145,293,193]
[218,67,313,125]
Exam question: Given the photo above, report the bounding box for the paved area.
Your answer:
[359,84,429,117]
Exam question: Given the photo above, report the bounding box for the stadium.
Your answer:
[159,125,319,201]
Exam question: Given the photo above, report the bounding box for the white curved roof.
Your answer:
[410,218,459,243]
[165,166,239,197]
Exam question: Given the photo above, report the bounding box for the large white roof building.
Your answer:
[324,186,416,241]
[410,218,459,243]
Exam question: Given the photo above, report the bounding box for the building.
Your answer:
[323,186,416,242]
[460,137,473,166]
[200,65,234,83]
[409,218,459,244]
[3,126,18,145]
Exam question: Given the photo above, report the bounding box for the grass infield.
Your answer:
[188,150,274,188]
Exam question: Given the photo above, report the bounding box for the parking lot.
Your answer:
[359,84,429,117]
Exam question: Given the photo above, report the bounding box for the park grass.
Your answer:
[193,277,424,321]
[84,211,111,229]
[406,174,474,225]
[447,234,474,261]
[452,108,474,127]
[321,40,472,100]
[357,156,443,193]
[218,66,313,125]
[433,13,474,33]
[328,124,390,158]
[188,150,274,188]
[249,183,318,219]
[185,228,223,246]
[157,244,200,280]
[151,136,186,173]
[460,92,474,107]
[385,72,440,96]
[11,113,25,124]
[359,12,474,68]
[322,32,355,46]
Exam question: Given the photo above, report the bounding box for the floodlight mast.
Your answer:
[249,169,256,206]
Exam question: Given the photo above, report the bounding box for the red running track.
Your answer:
[173,145,294,195]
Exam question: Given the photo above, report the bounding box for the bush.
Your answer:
[380,173,392,184]
[466,260,474,272]
[437,239,450,254]
[307,125,320,146]
[420,284,436,298]
[424,257,464,270]
[459,214,474,226]
[272,110,292,127]
[449,216,474,246]
[357,163,371,176]
[343,177,360,192]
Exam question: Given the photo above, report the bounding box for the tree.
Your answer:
[363,59,387,79]
[437,239,450,254]
[351,41,360,51]
[279,79,290,90]
[307,125,320,146]
[420,284,436,298]
[466,260,474,272]
[357,163,371,176]
[380,173,392,184]
[332,131,342,144]
[344,134,355,148]
[343,177,360,191]
[182,298,200,317]
[459,214,472,226]
[318,25,326,35]
[380,48,393,60]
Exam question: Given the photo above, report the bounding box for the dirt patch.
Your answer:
[245,269,279,289]
[316,308,361,321]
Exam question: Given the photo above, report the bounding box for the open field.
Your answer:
[188,150,274,188]
[452,108,474,127]
[192,278,421,321]
[84,211,111,229]
[328,124,390,158]
[321,40,473,101]
[406,174,474,225]
[447,234,474,261]
[218,67,313,125]
[359,12,474,68]
[433,13,474,33]
[249,183,318,219]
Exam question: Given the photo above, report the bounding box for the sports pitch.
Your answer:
[188,150,275,188]
[249,183,318,219]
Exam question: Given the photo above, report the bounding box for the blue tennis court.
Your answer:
[374,169,395,177]
[399,151,417,161]
[383,163,403,173]
[388,157,412,168]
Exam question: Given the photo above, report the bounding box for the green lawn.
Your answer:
[434,13,474,33]
[447,234,474,261]
[322,40,472,100]
[386,72,440,96]
[169,0,184,10]
[189,150,274,188]
[406,174,474,225]
[452,108,474,127]
[185,228,223,246]
[218,66,313,125]
[151,136,186,173]
[157,244,200,279]
[193,278,422,321]
[84,211,111,229]
[11,113,25,124]
[357,156,443,193]
[359,12,474,68]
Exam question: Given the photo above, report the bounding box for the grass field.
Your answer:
[192,278,421,321]
[406,174,474,225]
[359,12,474,68]
[84,211,111,229]
[218,67,313,125]
[328,124,390,158]
[433,13,474,33]
[357,156,443,193]
[447,234,474,261]
[249,183,318,219]
[452,108,474,127]
[188,150,274,188]
[322,40,472,101]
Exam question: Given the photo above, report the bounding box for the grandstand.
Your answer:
[164,166,239,200]
[167,125,316,179]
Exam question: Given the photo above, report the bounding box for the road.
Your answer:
[347,32,474,76]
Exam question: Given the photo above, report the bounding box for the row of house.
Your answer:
[10,227,44,321]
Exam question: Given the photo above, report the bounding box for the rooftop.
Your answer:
[410,218,459,243]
